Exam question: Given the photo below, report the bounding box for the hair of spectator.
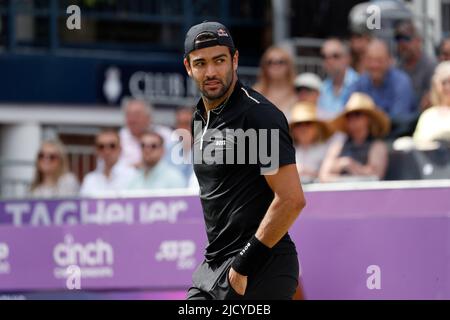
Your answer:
[396,20,422,39]
[141,130,164,146]
[430,61,450,106]
[367,38,392,58]
[30,140,70,191]
[121,97,154,118]
[96,128,121,145]
[322,37,350,56]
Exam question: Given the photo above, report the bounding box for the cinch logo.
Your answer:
[0,242,10,274]
[52,235,114,279]
[155,240,196,270]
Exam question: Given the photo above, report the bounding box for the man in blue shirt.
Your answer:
[350,39,418,138]
[318,38,359,119]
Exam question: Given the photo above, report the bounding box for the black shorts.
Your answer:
[187,253,299,300]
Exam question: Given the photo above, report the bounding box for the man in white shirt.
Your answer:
[128,131,186,190]
[80,129,136,196]
[119,98,173,168]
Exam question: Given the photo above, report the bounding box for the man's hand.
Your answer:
[228,267,247,296]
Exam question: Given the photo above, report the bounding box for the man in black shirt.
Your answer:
[183,21,306,300]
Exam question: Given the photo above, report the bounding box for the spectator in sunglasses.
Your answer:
[128,131,186,190]
[119,98,173,168]
[395,20,437,111]
[318,38,359,120]
[253,46,298,119]
[30,140,79,198]
[350,39,418,138]
[413,61,450,147]
[320,93,390,182]
[80,129,136,196]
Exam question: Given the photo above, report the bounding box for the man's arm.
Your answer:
[256,164,306,247]
[229,164,305,295]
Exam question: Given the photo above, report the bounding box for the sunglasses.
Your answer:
[321,52,343,60]
[345,111,365,119]
[38,152,59,161]
[294,121,315,128]
[141,142,162,150]
[441,78,450,86]
[265,59,288,66]
[295,86,316,93]
[96,142,118,151]
[395,34,413,43]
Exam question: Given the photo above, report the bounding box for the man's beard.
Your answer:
[200,69,234,102]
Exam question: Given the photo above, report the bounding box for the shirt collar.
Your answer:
[194,80,242,119]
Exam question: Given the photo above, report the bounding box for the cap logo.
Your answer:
[217,28,229,37]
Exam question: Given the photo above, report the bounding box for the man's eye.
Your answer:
[194,62,204,67]
[216,59,224,63]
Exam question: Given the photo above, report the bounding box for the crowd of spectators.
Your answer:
[27,20,450,198]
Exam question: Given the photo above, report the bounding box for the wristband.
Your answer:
[231,235,272,276]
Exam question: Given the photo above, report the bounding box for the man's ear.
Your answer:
[184,58,192,77]
[232,50,239,72]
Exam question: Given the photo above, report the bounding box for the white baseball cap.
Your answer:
[294,73,323,92]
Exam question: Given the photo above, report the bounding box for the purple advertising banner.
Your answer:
[0,186,449,299]
[0,195,203,226]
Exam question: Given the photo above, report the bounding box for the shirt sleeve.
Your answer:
[244,103,296,174]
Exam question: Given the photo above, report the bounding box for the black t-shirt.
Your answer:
[192,81,297,262]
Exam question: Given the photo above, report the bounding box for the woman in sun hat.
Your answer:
[319,92,391,182]
[290,102,334,183]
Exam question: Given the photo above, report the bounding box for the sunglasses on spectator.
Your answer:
[96,142,118,151]
[345,111,365,119]
[141,142,162,150]
[295,121,315,127]
[441,78,450,86]
[321,52,343,60]
[295,86,316,93]
[395,34,413,43]
[265,59,288,66]
[38,152,59,161]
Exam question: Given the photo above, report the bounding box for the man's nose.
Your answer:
[205,63,218,78]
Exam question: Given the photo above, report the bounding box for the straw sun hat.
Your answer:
[331,92,391,138]
[289,102,333,141]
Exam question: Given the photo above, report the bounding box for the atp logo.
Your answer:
[155,240,196,270]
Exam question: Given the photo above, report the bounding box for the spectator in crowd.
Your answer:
[128,131,186,190]
[318,38,359,119]
[166,106,194,181]
[413,61,450,146]
[29,140,79,198]
[350,39,417,138]
[319,93,390,182]
[119,98,173,168]
[394,20,437,110]
[290,102,333,183]
[294,73,322,105]
[438,37,450,62]
[349,29,372,74]
[80,129,136,196]
[253,46,298,118]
